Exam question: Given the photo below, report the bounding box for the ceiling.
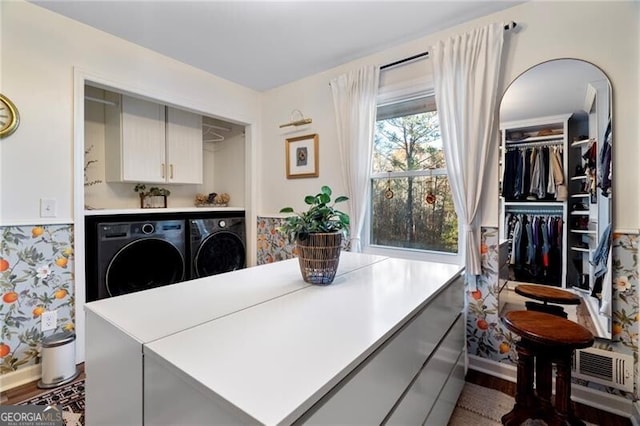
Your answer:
[31,1,523,91]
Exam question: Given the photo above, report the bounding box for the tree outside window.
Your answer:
[370,96,458,253]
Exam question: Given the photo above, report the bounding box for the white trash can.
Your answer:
[38,331,80,389]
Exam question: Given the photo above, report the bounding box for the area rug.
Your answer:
[16,379,84,426]
[448,383,596,426]
[448,382,513,425]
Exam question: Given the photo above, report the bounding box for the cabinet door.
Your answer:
[166,107,203,184]
[121,96,166,183]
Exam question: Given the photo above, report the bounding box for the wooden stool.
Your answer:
[501,310,594,426]
[515,284,581,318]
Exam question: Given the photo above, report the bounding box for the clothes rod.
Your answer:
[506,141,564,149]
[202,122,231,132]
[506,209,564,215]
[84,95,118,106]
[380,21,517,70]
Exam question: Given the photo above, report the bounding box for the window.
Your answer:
[368,95,458,255]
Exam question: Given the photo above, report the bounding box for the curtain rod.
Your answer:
[380,21,517,71]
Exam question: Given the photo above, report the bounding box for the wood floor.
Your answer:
[1,364,85,405]
[1,365,632,425]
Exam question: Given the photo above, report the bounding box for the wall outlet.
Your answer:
[40,198,57,218]
[41,310,57,332]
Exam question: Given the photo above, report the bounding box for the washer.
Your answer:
[93,220,186,301]
[190,217,246,279]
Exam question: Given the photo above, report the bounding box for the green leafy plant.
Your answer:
[279,185,350,242]
[134,184,171,197]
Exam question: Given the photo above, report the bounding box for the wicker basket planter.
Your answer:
[296,232,342,285]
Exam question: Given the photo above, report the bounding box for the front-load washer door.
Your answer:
[194,231,245,278]
[106,238,185,297]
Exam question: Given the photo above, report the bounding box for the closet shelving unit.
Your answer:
[499,114,572,290]
[567,135,599,295]
[568,79,611,338]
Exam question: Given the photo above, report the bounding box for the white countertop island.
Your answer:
[85,253,465,425]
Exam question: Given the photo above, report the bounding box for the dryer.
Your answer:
[92,220,187,301]
[190,216,246,278]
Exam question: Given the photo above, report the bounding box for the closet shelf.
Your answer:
[570,229,596,234]
[571,193,590,198]
[570,211,590,216]
[571,138,595,148]
[572,286,591,295]
[570,247,591,253]
[505,134,564,144]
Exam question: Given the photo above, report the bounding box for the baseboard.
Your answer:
[0,364,41,393]
[468,355,633,419]
[468,354,517,383]
[571,383,632,418]
[631,400,640,426]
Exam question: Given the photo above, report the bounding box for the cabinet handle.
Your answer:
[170,164,174,179]
[161,163,165,179]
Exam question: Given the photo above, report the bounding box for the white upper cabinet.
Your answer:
[105,94,203,184]
[105,94,166,183]
[166,107,203,184]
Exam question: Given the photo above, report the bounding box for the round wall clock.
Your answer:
[0,94,20,138]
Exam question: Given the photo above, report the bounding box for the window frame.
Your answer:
[362,87,463,265]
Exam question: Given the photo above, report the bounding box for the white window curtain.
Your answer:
[431,22,505,275]
[329,66,380,252]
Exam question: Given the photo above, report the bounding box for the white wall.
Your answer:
[211,133,246,208]
[259,1,640,232]
[0,0,262,364]
[0,0,261,224]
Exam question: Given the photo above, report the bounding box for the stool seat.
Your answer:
[501,310,594,426]
[515,284,581,305]
[515,284,581,318]
[503,310,593,348]
[524,301,569,318]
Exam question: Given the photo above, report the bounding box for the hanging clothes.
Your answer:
[550,147,567,200]
[590,223,612,280]
[502,149,518,200]
[528,148,541,199]
[505,212,564,286]
[598,119,612,196]
[501,144,562,201]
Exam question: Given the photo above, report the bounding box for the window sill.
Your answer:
[363,245,462,266]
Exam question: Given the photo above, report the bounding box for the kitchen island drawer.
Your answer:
[385,313,464,425]
[299,273,464,425]
[422,350,466,425]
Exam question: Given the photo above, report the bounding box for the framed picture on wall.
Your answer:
[285,133,319,179]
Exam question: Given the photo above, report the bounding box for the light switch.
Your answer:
[40,199,56,218]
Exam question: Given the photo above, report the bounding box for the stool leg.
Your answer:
[535,352,553,419]
[554,351,586,426]
[502,342,537,425]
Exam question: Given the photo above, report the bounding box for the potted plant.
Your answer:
[279,185,349,285]
[134,184,171,208]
